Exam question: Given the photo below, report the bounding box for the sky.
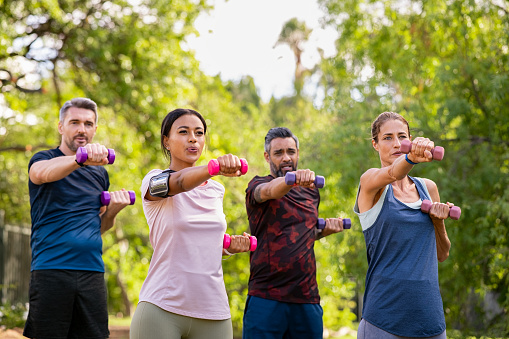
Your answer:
[186,0,338,102]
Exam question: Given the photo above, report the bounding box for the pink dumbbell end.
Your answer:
[208,158,248,176]
[400,140,444,161]
[421,199,461,220]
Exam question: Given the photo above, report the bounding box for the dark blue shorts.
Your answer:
[23,269,109,339]
[242,295,323,339]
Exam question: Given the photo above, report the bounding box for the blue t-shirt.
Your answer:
[28,147,109,272]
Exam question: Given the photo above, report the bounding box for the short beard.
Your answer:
[269,160,296,178]
[66,135,88,152]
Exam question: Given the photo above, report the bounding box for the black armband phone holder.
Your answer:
[149,170,171,198]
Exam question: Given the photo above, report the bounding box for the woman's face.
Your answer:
[372,119,410,167]
[164,114,205,170]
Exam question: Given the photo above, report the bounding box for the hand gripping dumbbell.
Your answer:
[208,158,248,175]
[317,217,352,230]
[223,233,257,251]
[76,147,116,164]
[101,191,136,206]
[285,172,325,188]
[400,139,444,161]
[421,200,461,220]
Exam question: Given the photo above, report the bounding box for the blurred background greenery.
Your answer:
[0,0,508,337]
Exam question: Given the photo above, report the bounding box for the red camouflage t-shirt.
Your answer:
[245,175,320,304]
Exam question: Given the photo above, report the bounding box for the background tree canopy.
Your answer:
[1,0,507,336]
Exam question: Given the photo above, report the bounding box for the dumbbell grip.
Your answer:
[285,172,325,188]
[208,158,248,176]
[400,139,444,161]
[76,147,116,164]
[317,218,352,230]
[101,190,136,206]
[223,234,257,251]
[421,199,461,220]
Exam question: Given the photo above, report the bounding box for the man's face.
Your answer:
[264,137,299,177]
[58,107,97,152]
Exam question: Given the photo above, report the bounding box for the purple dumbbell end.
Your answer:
[107,149,115,164]
[315,176,325,188]
[128,190,136,205]
[76,147,88,164]
[100,191,111,206]
[317,218,326,230]
[285,172,296,185]
[343,218,352,229]
[400,139,412,154]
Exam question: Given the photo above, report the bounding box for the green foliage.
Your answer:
[0,302,27,329]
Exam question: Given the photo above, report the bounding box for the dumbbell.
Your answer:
[76,147,116,164]
[421,200,461,220]
[208,158,248,175]
[101,191,136,206]
[400,139,444,161]
[285,172,325,188]
[317,217,352,230]
[223,233,257,251]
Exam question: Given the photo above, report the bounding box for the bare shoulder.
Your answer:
[421,177,440,201]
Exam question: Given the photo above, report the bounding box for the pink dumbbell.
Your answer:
[223,233,257,251]
[285,172,325,188]
[208,158,248,176]
[76,147,116,164]
[421,200,461,220]
[101,191,136,206]
[400,139,444,161]
[317,218,352,230]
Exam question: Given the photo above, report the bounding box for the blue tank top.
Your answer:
[359,176,445,337]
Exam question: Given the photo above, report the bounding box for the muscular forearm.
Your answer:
[100,209,117,234]
[255,177,293,203]
[433,219,451,262]
[30,156,81,185]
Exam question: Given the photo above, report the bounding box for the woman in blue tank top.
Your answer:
[354,112,455,338]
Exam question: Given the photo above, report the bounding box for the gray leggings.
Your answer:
[357,319,446,339]
[130,301,233,339]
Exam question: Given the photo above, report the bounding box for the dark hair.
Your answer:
[371,112,410,143]
[59,98,98,123]
[160,108,207,160]
[264,127,299,153]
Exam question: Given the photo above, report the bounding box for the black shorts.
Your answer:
[23,269,109,339]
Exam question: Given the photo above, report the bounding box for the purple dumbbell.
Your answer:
[208,158,248,175]
[317,217,352,230]
[400,139,444,161]
[76,147,116,165]
[421,199,461,220]
[285,172,325,188]
[100,190,136,206]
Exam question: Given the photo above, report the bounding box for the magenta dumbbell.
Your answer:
[285,172,325,188]
[76,147,116,164]
[421,199,461,220]
[208,158,248,176]
[223,233,257,251]
[317,217,352,230]
[400,139,444,161]
[100,191,136,206]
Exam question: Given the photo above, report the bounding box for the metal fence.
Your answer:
[0,210,31,304]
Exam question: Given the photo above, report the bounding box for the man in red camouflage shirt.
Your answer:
[242,127,349,339]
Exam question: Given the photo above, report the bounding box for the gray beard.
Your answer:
[270,161,296,178]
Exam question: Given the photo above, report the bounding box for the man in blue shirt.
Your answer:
[23,98,132,339]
